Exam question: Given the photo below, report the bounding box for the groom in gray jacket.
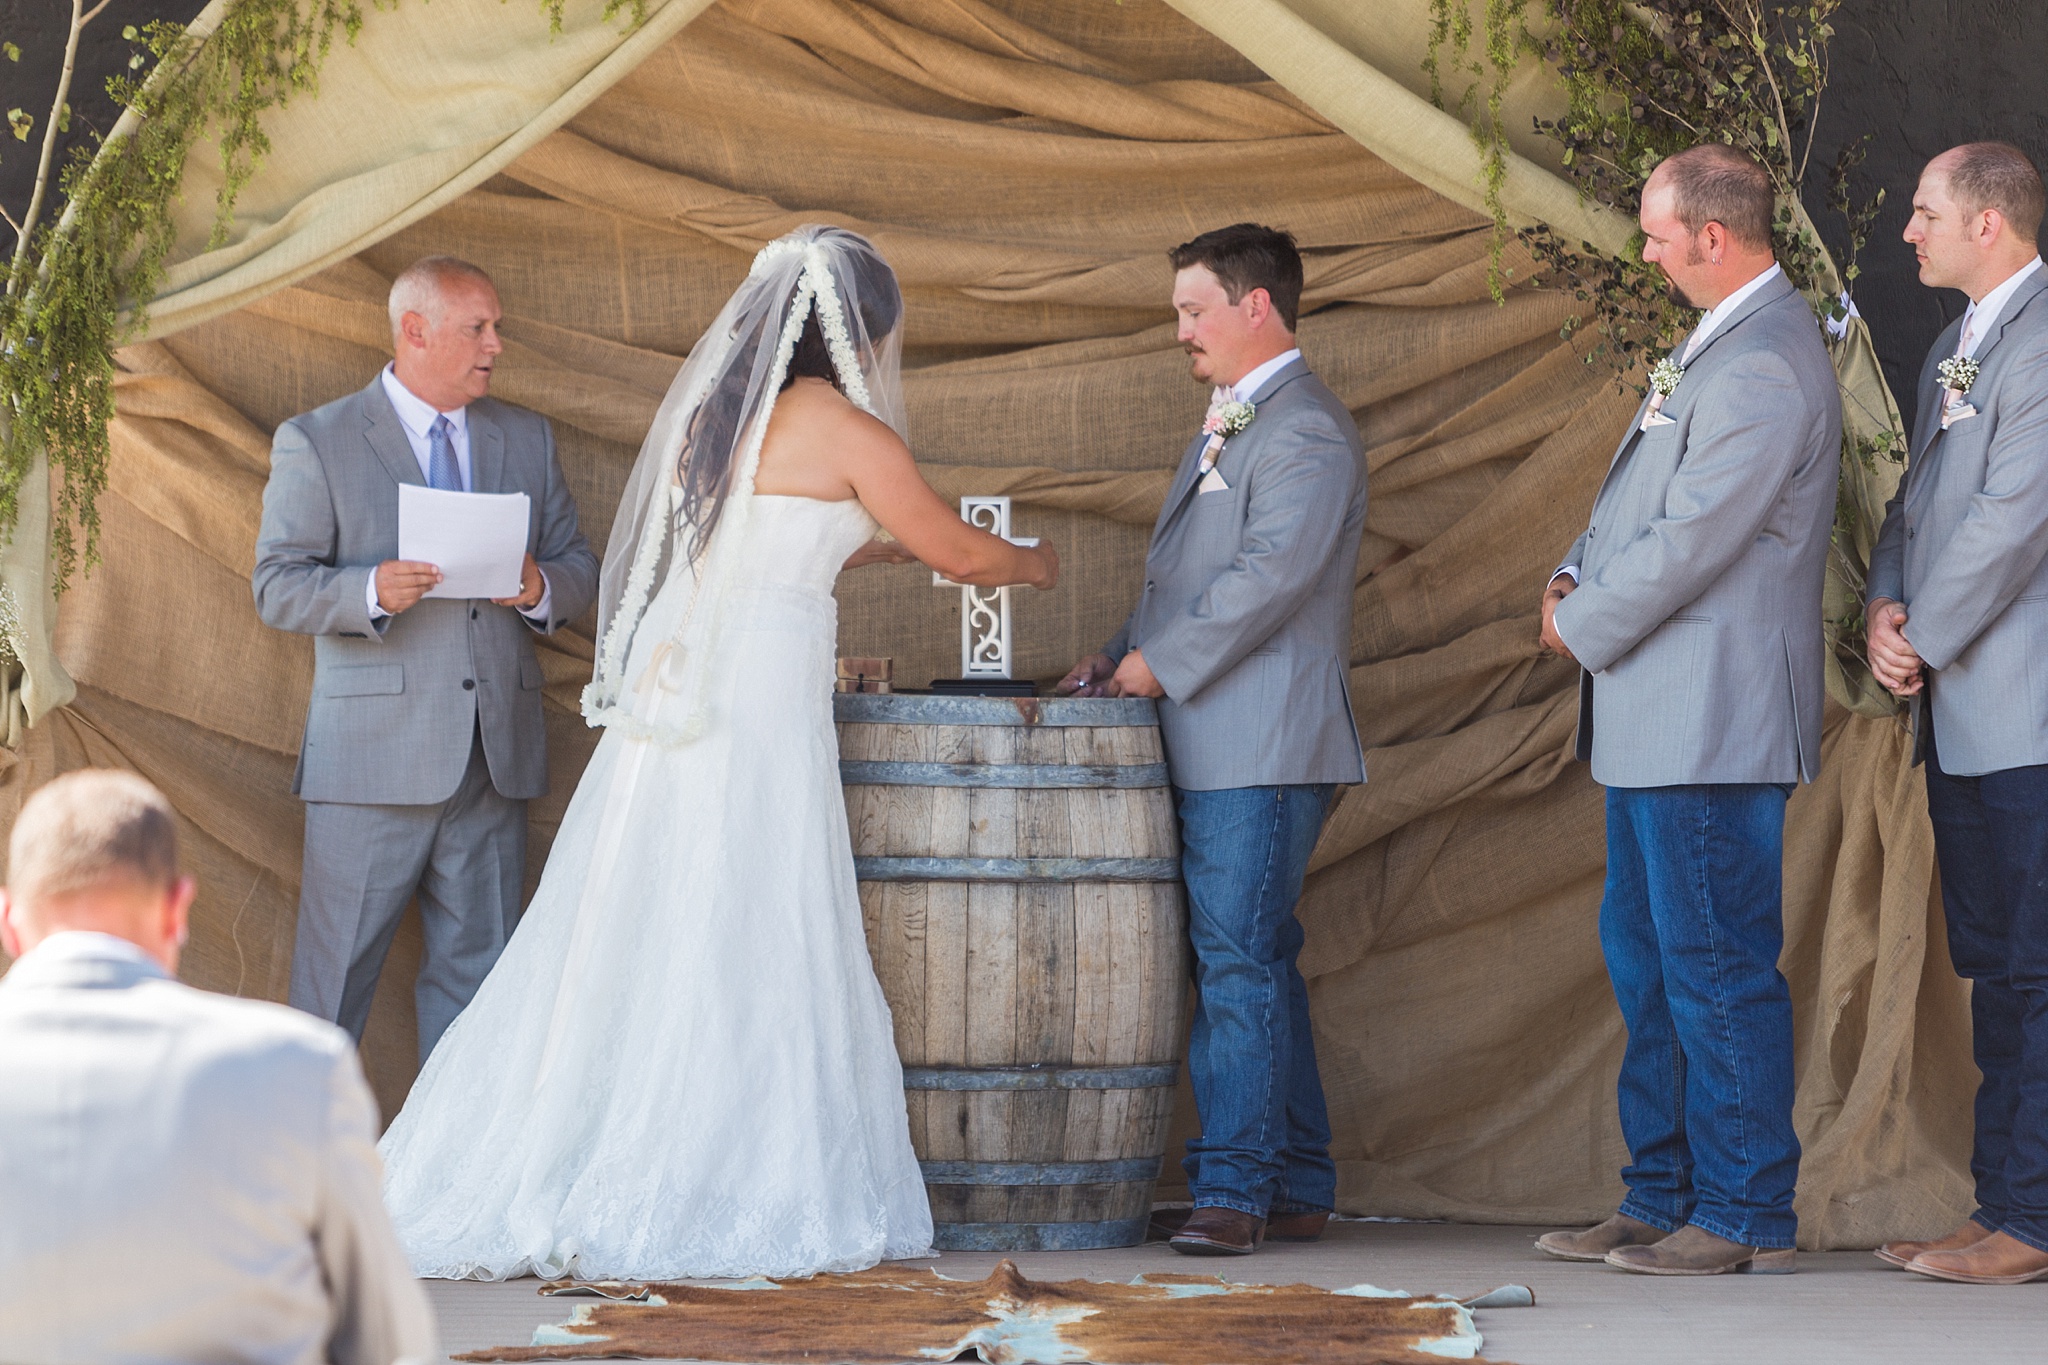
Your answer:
[1536,146,1839,1276]
[254,256,598,1064]
[1060,224,1367,1256]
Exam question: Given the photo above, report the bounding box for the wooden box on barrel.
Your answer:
[835,692,1188,1250]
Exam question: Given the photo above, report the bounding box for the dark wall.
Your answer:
[1799,0,2045,429]
[3,0,2040,427]
[0,0,202,240]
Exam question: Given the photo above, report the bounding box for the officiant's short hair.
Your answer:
[388,256,497,331]
[1942,143,2045,245]
[1658,145,1774,251]
[1170,224,1304,330]
[7,770,180,907]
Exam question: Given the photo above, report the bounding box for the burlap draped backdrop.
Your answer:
[0,0,1972,1247]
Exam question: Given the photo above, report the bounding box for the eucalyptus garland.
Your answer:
[1,0,643,593]
[1427,0,1906,707]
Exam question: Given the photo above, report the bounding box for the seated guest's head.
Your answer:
[388,254,505,411]
[0,769,194,974]
[1169,222,1304,389]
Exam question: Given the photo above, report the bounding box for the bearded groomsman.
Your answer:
[1864,142,2048,1287]
[255,257,598,1065]
[1058,223,1367,1256]
[1535,145,1840,1275]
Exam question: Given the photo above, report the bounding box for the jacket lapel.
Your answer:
[468,403,506,495]
[1154,359,1314,536]
[363,379,427,490]
[1966,267,2048,375]
[1906,317,1961,467]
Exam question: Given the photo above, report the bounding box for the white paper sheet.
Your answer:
[398,484,531,600]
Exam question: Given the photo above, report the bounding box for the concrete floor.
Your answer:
[423,1220,2048,1364]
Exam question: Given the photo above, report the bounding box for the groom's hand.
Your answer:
[375,559,443,614]
[1108,648,1165,699]
[1055,652,1116,697]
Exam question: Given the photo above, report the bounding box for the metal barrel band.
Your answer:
[931,1217,1151,1252]
[832,693,1159,727]
[839,760,1170,789]
[918,1157,1162,1186]
[903,1064,1178,1091]
[854,856,1181,883]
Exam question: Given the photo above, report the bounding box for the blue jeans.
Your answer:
[1601,783,1800,1249]
[1175,783,1338,1217]
[1924,724,2048,1254]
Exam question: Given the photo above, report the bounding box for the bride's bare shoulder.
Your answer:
[773,380,903,453]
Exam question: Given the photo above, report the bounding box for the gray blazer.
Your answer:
[0,934,437,1365]
[1867,268,2048,777]
[1552,273,1840,788]
[1105,358,1368,791]
[254,377,598,806]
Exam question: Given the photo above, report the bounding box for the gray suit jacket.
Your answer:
[0,933,436,1365]
[1867,268,2048,776]
[1105,358,1368,791]
[254,377,598,805]
[1552,273,1840,788]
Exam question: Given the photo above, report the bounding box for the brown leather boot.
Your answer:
[1875,1220,1992,1268]
[1535,1212,1664,1262]
[1169,1206,1266,1256]
[1905,1231,2048,1284]
[1266,1210,1330,1243]
[1605,1224,1795,1276]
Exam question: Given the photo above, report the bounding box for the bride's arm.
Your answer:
[838,413,1058,590]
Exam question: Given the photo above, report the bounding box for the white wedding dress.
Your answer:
[378,494,934,1281]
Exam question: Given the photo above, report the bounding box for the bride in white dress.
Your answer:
[378,227,1059,1281]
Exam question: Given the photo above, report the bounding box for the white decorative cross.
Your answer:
[934,496,1037,679]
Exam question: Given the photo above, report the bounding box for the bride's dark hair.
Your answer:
[672,240,902,562]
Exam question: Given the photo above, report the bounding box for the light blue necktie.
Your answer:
[427,415,463,492]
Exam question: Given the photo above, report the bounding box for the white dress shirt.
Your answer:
[1956,255,2043,359]
[0,931,437,1365]
[1554,266,1785,585]
[1230,347,1304,403]
[370,365,551,621]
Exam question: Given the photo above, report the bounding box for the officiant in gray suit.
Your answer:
[1534,146,1839,1276]
[1059,223,1367,1257]
[254,256,598,1063]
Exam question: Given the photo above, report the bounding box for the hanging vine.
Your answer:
[1425,0,1904,711]
[0,0,643,593]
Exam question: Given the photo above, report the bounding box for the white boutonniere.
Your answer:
[1203,399,1257,440]
[1639,355,1684,429]
[1938,356,1981,430]
[1194,399,1255,491]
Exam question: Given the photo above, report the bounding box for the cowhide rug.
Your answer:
[454,1258,1527,1363]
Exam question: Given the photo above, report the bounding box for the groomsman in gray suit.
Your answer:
[1865,143,2048,1286]
[1059,223,1367,1256]
[1534,146,1840,1275]
[255,257,598,1063]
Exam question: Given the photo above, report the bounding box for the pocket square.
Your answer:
[1197,467,1231,493]
[1639,412,1677,431]
[1941,402,1978,430]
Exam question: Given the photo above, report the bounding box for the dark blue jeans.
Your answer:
[1175,783,1337,1218]
[1601,783,1801,1248]
[1924,725,2048,1254]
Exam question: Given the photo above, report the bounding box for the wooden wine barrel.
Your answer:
[835,691,1188,1251]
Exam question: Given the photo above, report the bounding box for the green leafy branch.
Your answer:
[1,0,646,595]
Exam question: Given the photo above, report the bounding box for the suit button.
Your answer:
[462,679,475,691]
[1907,528,1916,539]
[471,608,479,620]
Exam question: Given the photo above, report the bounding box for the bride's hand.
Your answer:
[842,538,920,572]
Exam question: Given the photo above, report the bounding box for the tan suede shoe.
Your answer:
[1875,1220,1992,1268]
[1905,1230,2048,1284]
[1535,1212,1664,1262]
[1605,1224,1795,1275]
